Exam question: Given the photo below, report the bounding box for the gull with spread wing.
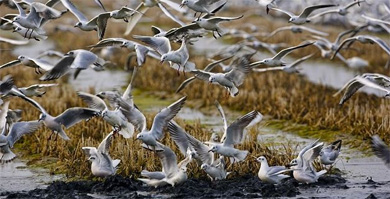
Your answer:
[0,121,41,163]
[320,140,342,167]
[253,53,313,74]
[250,42,313,67]
[0,55,53,74]
[270,4,336,25]
[180,0,223,18]
[193,15,244,39]
[136,96,187,148]
[309,1,365,19]
[265,25,328,40]
[82,131,120,177]
[371,135,390,168]
[190,53,254,97]
[334,73,390,106]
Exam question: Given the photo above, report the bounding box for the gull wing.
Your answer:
[157,143,178,178]
[253,67,285,73]
[272,42,313,61]
[371,135,390,168]
[77,91,107,111]
[124,3,149,36]
[167,121,190,156]
[331,37,357,59]
[225,53,253,86]
[133,35,171,55]
[82,146,97,157]
[265,26,292,39]
[97,131,113,154]
[88,38,128,49]
[7,121,41,148]
[214,101,227,133]
[299,4,336,18]
[334,77,363,105]
[185,131,214,165]
[299,26,329,36]
[270,7,295,18]
[190,70,212,81]
[176,77,196,93]
[60,0,88,22]
[54,107,99,128]
[39,56,75,81]
[0,60,21,70]
[0,36,29,45]
[70,50,98,69]
[150,96,187,140]
[223,111,262,147]
[288,53,314,68]
[157,2,185,26]
[207,15,244,24]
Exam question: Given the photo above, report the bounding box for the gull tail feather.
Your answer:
[1,151,16,162]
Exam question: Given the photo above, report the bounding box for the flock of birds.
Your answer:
[0,0,390,189]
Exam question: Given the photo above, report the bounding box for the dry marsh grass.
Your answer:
[1,7,389,179]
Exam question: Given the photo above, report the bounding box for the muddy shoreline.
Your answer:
[0,174,358,199]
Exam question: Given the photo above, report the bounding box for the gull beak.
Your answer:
[208,149,212,152]
[180,3,184,8]
[160,60,164,64]
[12,29,17,32]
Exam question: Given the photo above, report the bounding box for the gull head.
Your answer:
[288,159,298,167]
[136,132,145,141]
[17,55,26,61]
[180,0,188,8]
[88,155,97,162]
[288,17,297,23]
[13,26,22,33]
[74,22,82,27]
[256,156,266,163]
[201,164,209,170]
[208,76,217,84]
[110,11,118,18]
[210,133,220,142]
[160,54,168,64]
[38,113,46,122]
[65,50,75,56]
[208,145,218,152]
[12,17,20,23]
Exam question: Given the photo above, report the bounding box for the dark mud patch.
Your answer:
[2,174,348,199]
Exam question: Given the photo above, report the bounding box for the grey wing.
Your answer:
[224,110,262,146]
[214,101,227,132]
[124,3,149,36]
[122,66,137,105]
[270,7,294,17]
[157,144,178,178]
[265,26,291,39]
[120,107,146,132]
[176,77,196,93]
[7,121,41,148]
[60,0,88,22]
[191,70,212,81]
[337,77,364,105]
[97,131,113,154]
[367,36,390,55]
[160,0,187,13]
[302,142,323,163]
[225,54,253,86]
[331,37,356,59]
[204,56,234,72]
[0,101,9,131]
[355,76,390,93]
[29,58,54,71]
[371,135,390,167]
[299,26,329,36]
[150,96,187,140]
[157,2,185,26]
[267,166,287,176]
[88,38,127,49]
[17,95,46,114]
[94,0,106,11]
[31,2,62,19]
[362,15,390,26]
[82,146,97,157]
[141,170,166,180]
[95,13,110,40]
[14,0,26,17]
[208,15,243,23]
[273,42,313,60]
[133,35,171,55]
[0,37,29,45]
[70,50,98,69]
[0,76,14,95]
[299,4,336,18]
[77,92,107,111]
[23,83,58,91]
[177,40,189,66]
[39,56,74,81]
[307,9,337,20]
[185,132,213,165]
[99,153,114,170]
[0,60,21,70]
[167,121,190,156]
[135,44,149,66]
[54,107,99,128]
[165,23,201,40]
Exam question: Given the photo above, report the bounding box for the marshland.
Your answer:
[1,0,390,198]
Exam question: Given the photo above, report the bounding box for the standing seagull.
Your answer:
[250,42,313,67]
[256,156,290,184]
[136,96,187,148]
[371,135,390,168]
[270,4,336,25]
[0,121,41,163]
[60,0,110,40]
[138,143,191,187]
[320,140,342,167]
[82,131,120,177]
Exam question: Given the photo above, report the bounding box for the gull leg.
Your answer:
[124,18,128,23]
[212,31,217,39]
[35,67,39,74]
[28,30,34,39]
[177,65,181,76]
[194,12,197,17]
[24,29,29,38]
[217,30,222,37]
[47,131,54,141]
[182,65,186,77]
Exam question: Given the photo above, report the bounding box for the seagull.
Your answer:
[193,15,244,39]
[333,73,390,106]
[124,0,187,35]
[17,83,58,97]
[60,0,110,40]
[250,42,313,67]
[270,4,336,25]
[175,56,233,93]
[309,1,365,19]
[82,131,120,177]
[253,53,313,74]
[243,40,288,55]
[40,49,105,81]
[371,135,390,168]
[88,38,150,66]
[77,91,134,138]
[167,121,230,180]
[108,6,140,22]
[138,143,191,187]
[207,104,263,163]
[11,22,48,41]
[256,156,290,184]
[180,0,223,18]
[331,35,390,60]
[0,121,41,163]
[134,35,195,74]
[16,92,99,140]
[0,55,53,74]
[0,75,14,96]
[289,140,327,184]
[189,52,254,97]
[265,25,328,40]
[320,140,342,166]
[136,96,187,148]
